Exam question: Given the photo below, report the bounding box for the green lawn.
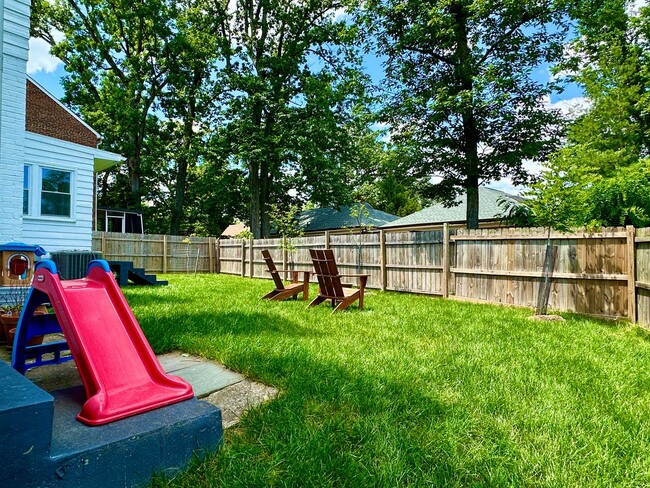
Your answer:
[125,274,650,487]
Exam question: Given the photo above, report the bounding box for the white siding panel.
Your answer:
[23,133,97,252]
[0,0,29,242]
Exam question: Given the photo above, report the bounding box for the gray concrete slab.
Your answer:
[0,347,277,428]
[158,352,245,398]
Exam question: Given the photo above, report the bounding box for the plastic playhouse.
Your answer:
[0,241,46,285]
[1,258,222,487]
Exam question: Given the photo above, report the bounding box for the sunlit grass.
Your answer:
[125,273,650,487]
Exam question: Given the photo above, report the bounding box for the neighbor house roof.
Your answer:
[221,223,249,238]
[298,203,399,233]
[383,187,521,228]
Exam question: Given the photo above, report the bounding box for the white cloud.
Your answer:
[27,31,64,75]
[544,94,591,119]
[487,160,545,196]
[331,7,348,20]
[487,178,523,195]
[627,0,647,15]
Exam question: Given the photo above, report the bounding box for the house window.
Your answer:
[23,166,29,215]
[41,168,71,217]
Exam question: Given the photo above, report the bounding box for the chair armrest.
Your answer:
[339,274,368,291]
[268,269,311,284]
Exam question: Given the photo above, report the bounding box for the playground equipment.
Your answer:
[0,241,46,285]
[11,259,193,426]
[2,258,222,487]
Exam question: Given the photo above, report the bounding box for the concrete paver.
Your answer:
[0,342,277,428]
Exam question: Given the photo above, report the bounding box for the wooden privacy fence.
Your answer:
[93,226,650,326]
[92,232,216,274]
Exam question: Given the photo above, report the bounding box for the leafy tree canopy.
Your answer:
[523,0,650,229]
[355,0,569,228]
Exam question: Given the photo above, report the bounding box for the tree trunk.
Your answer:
[260,155,272,238]
[260,178,271,238]
[99,171,110,205]
[169,148,189,236]
[249,159,262,238]
[451,2,481,229]
[127,158,141,207]
[465,178,479,229]
[169,72,200,236]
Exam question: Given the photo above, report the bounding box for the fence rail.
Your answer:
[93,225,650,326]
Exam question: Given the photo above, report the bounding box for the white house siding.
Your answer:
[22,132,96,252]
[0,0,30,243]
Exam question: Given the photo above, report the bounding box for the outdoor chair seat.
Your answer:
[261,250,310,301]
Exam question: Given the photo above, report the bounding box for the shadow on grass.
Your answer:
[140,310,323,340]
[122,289,189,307]
[152,348,480,488]
[558,311,643,334]
[633,324,650,342]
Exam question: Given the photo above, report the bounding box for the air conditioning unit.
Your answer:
[50,250,103,280]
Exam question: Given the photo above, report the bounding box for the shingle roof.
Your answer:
[382,187,521,228]
[221,223,249,237]
[298,203,399,232]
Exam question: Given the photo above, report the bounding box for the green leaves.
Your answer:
[521,0,650,230]
[357,0,568,227]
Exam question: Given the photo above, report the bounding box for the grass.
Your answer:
[123,274,650,487]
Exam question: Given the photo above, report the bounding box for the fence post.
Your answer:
[442,223,450,298]
[215,239,221,274]
[208,237,214,273]
[324,231,330,249]
[283,241,288,281]
[627,225,637,322]
[380,229,387,292]
[101,232,106,258]
[249,237,254,278]
[241,240,246,278]
[163,235,168,274]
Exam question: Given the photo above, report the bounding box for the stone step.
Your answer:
[0,360,222,488]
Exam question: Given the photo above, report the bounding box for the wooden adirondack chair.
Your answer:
[308,249,369,313]
[261,250,310,301]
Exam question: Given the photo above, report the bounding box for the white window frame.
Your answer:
[23,165,30,215]
[23,164,76,221]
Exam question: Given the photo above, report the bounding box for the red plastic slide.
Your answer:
[32,260,194,426]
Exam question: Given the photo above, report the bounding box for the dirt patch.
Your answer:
[528,314,565,322]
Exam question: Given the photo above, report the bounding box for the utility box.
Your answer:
[50,250,102,280]
[0,242,46,286]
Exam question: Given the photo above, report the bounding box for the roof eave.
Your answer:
[94,149,124,172]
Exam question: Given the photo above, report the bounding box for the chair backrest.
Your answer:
[262,250,284,290]
[309,249,344,298]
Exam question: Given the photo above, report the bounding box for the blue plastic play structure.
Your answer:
[11,261,72,374]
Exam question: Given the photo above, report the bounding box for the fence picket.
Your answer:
[92,226,650,323]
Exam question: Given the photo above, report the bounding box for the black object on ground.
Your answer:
[108,261,168,286]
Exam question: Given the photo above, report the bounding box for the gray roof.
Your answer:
[383,187,521,228]
[299,203,399,232]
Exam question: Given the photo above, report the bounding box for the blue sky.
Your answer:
[28,35,587,195]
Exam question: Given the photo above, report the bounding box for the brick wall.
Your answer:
[26,80,98,148]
